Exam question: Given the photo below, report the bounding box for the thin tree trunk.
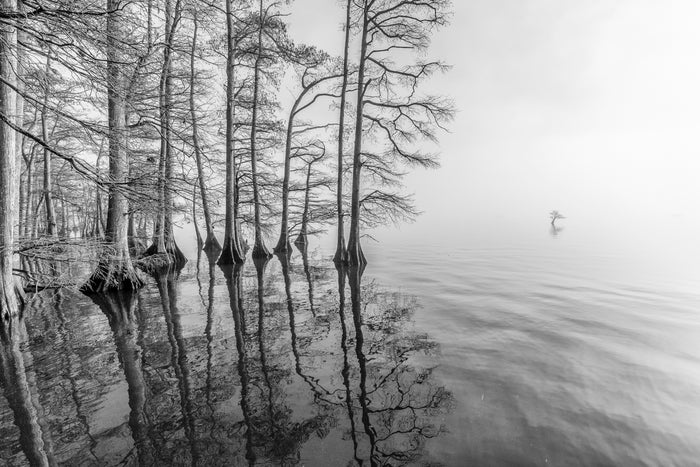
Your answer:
[41,55,56,237]
[190,8,219,252]
[16,27,25,241]
[58,188,66,236]
[275,73,336,254]
[192,182,202,247]
[274,96,297,254]
[347,3,369,266]
[334,0,352,264]
[22,152,33,239]
[250,0,271,259]
[295,162,312,246]
[0,0,21,318]
[218,0,245,265]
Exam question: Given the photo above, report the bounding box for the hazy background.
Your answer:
[282,0,700,290]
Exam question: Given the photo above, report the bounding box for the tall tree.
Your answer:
[82,0,143,293]
[274,47,338,254]
[0,0,21,319]
[333,0,352,264]
[189,5,220,253]
[218,0,246,265]
[146,0,186,266]
[40,54,57,237]
[249,0,272,259]
[346,0,453,266]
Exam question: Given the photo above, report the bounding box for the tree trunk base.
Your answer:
[143,240,187,269]
[81,260,144,295]
[252,240,272,259]
[273,235,292,255]
[217,239,245,265]
[203,234,221,253]
[294,232,307,248]
[346,240,367,266]
[333,246,347,265]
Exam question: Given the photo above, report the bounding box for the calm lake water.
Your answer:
[1,217,699,466]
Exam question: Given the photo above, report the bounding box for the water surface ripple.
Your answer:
[0,237,698,466]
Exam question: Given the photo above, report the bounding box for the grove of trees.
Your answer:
[0,0,453,320]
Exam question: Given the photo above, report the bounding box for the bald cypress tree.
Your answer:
[0,0,21,319]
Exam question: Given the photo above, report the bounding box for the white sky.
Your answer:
[286,0,700,239]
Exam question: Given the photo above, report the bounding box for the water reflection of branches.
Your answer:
[279,252,341,407]
[346,265,451,466]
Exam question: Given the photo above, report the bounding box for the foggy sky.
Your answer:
[287,0,700,238]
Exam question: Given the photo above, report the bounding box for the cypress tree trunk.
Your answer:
[274,100,297,254]
[81,0,143,293]
[346,3,369,266]
[0,0,21,319]
[16,27,25,241]
[334,0,352,264]
[218,0,245,265]
[22,154,32,239]
[294,162,312,247]
[250,0,271,259]
[192,182,203,248]
[190,8,220,253]
[146,0,186,267]
[41,55,56,237]
[275,72,336,254]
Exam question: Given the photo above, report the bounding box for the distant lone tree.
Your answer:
[550,210,565,225]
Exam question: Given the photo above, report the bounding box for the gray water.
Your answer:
[1,218,699,466]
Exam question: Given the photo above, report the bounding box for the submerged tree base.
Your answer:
[273,236,292,256]
[81,260,144,295]
[135,254,173,273]
[143,240,187,269]
[252,241,272,260]
[217,239,245,265]
[203,234,221,253]
[333,246,348,265]
[345,240,367,267]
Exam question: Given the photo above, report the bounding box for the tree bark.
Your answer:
[81,0,143,293]
[250,0,271,259]
[294,162,312,246]
[218,0,245,265]
[0,0,21,319]
[274,97,298,254]
[41,55,56,237]
[334,0,352,264]
[275,72,336,254]
[16,27,25,241]
[190,8,220,252]
[146,0,186,266]
[347,3,369,266]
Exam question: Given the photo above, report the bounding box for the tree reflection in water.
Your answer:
[0,252,450,465]
[0,318,56,466]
